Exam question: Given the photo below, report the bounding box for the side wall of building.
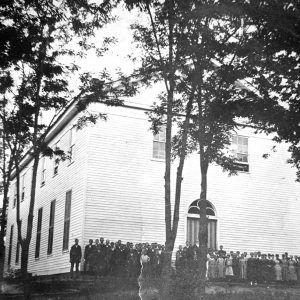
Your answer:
[174,126,300,255]
[84,104,300,256]
[5,115,89,276]
[83,104,166,245]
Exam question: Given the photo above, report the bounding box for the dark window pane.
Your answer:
[206,208,215,216]
[188,206,199,214]
[35,208,43,258]
[15,241,20,264]
[8,225,14,265]
[47,201,55,255]
[35,233,41,258]
[47,228,54,255]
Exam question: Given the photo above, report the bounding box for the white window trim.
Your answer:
[152,127,166,160]
[21,173,26,202]
[41,156,46,186]
[185,199,218,247]
[231,134,250,172]
[53,141,60,176]
[68,126,76,164]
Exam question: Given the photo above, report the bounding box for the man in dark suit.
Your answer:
[70,238,82,278]
[84,239,95,275]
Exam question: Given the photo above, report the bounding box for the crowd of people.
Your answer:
[70,237,166,278]
[70,238,300,286]
[176,244,300,285]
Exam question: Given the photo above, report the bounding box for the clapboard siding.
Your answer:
[84,105,166,245]
[5,102,300,276]
[173,129,300,255]
[5,115,89,276]
[85,103,300,256]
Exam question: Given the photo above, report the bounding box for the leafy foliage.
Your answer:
[0,0,135,282]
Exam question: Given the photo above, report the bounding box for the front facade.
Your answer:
[4,102,300,276]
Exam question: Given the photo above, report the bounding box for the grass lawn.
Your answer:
[2,275,300,299]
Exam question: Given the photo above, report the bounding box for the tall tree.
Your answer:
[0,1,137,295]
[127,0,299,295]
[126,3,195,295]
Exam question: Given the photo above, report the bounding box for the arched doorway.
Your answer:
[187,200,217,249]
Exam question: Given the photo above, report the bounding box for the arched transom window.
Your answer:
[187,200,217,250]
[188,200,216,216]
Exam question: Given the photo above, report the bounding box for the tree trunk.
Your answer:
[0,134,14,279]
[0,186,9,279]
[160,248,173,299]
[198,149,209,294]
[17,154,39,299]
[21,242,31,300]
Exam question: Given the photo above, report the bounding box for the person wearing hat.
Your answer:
[84,239,95,275]
[70,238,82,278]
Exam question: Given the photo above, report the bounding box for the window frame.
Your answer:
[7,225,14,266]
[13,182,17,208]
[231,134,249,172]
[152,126,166,160]
[21,173,26,202]
[35,207,43,259]
[68,126,76,164]
[186,200,218,249]
[62,190,72,251]
[41,156,46,186]
[47,200,56,255]
[15,220,22,264]
[53,141,60,176]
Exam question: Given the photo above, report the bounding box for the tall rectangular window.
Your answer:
[47,200,56,255]
[35,208,43,258]
[21,173,26,201]
[68,126,76,163]
[41,156,46,186]
[15,220,21,264]
[7,225,13,265]
[153,127,166,160]
[53,141,60,176]
[13,182,17,208]
[62,190,72,251]
[232,135,249,172]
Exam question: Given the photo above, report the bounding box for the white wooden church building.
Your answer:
[4,100,300,276]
